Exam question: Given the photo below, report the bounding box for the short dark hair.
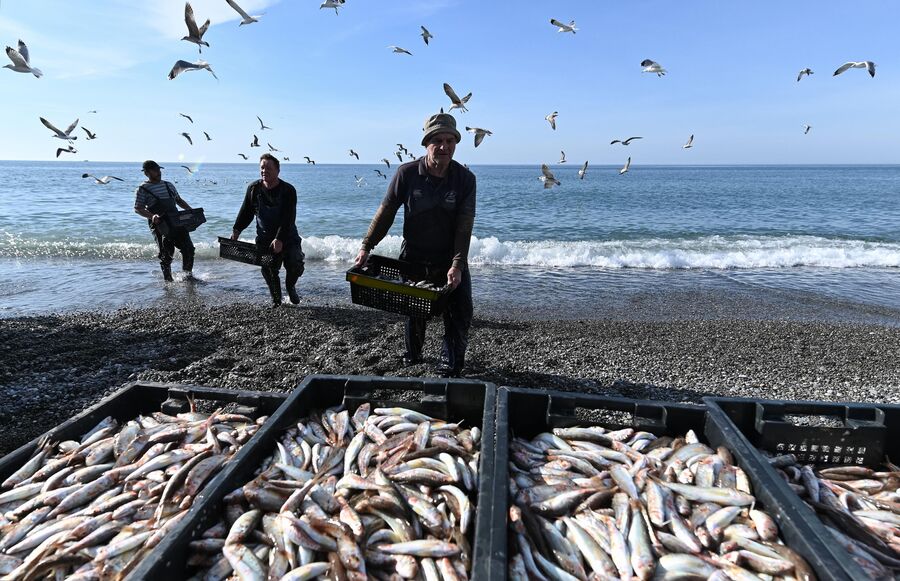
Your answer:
[259,153,280,170]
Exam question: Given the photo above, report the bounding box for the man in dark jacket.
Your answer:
[354,113,476,377]
[133,160,195,282]
[231,153,305,307]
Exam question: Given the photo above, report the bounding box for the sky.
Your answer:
[2,0,899,165]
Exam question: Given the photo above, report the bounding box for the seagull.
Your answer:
[803,124,812,135]
[545,111,558,130]
[87,110,97,114]
[181,132,193,145]
[395,151,403,163]
[320,0,342,15]
[257,116,271,130]
[641,59,667,76]
[443,82,472,113]
[203,131,211,141]
[40,117,79,142]
[4,40,42,77]
[833,61,876,78]
[304,156,315,165]
[682,134,694,149]
[381,158,391,168]
[349,149,360,160]
[465,126,492,147]
[388,46,413,56]
[267,142,279,152]
[619,157,631,175]
[82,173,122,184]
[539,164,561,189]
[182,2,210,53]
[168,59,218,80]
[225,0,261,25]
[611,136,642,145]
[374,169,387,179]
[82,127,97,140]
[238,153,249,160]
[56,145,77,158]
[549,18,577,34]
[181,165,195,175]
[797,68,813,82]
[407,153,415,160]
[421,26,433,45]
[397,144,409,155]
[180,113,193,123]
[558,150,567,163]
[283,157,290,162]
[578,161,588,180]
[250,135,260,147]
[354,175,367,187]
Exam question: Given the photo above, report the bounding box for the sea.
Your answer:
[1,161,899,321]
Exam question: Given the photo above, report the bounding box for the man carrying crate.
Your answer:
[231,153,305,307]
[133,160,196,282]
[354,113,476,377]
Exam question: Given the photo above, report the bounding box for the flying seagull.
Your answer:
[549,19,577,34]
[180,132,193,145]
[797,68,813,82]
[40,117,79,142]
[203,131,211,141]
[833,61,876,78]
[408,153,415,160]
[381,158,391,168]
[682,134,694,149]
[180,165,195,175]
[421,26,433,45]
[225,0,260,25]
[610,136,642,145]
[539,164,561,189]
[257,116,271,130]
[397,144,409,155]
[168,59,218,80]
[374,169,387,179]
[283,157,290,162]
[82,173,122,184]
[82,127,97,140]
[395,151,403,163]
[545,111,558,130]
[87,110,97,114]
[443,82,472,113]
[558,150,567,164]
[465,126,492,147]
[4,40,42,77]
[320,0,342,15]
[183,2,211,53]
[238,153,248,160]
[56,145,77,158]
[304,156,315,165]
[179,113,193,123]
[388,46,413,56]
[578,161,588,180]
[267,142,279,152]
[349,149,359,160]
[250,135,260,147]
[354,175,367,187]
[803,124,812,135]
[619,157,631,175]
[641,59,667,76]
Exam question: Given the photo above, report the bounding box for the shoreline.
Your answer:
[2,299,900,456]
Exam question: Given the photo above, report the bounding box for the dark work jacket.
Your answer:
[233,179,300,245]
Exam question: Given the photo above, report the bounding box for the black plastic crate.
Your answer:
[705,396,900,580]
[490,387,856,581]
[218,236,275,266]
[158,207,206,236]
[132,374,498,581]
[346,254,452,318]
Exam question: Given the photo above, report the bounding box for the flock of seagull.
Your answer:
[4,6,882,189]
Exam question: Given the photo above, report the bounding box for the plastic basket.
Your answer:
[157,208,206,236]
[217,236,275,266]
[346,254,453,318]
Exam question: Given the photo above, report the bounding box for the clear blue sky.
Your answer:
[2,0,899,165]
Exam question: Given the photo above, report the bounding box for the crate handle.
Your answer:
[754,402,886,430]
[547,395,669,429]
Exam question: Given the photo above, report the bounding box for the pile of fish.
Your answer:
[187,404,480,580]
[0,404,263,580]
[767,453,900,579]
[508,426,817,580]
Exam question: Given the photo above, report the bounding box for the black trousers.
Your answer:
[152,227,194,271]
[405,267,473,372]
[261,239,305,289]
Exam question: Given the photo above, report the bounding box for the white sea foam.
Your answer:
[2,233,899,270]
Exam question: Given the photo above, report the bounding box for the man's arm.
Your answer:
[134,187,160,224]
[231,185,255,239]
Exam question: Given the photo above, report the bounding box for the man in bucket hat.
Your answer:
[133,160,196,282]
[354,112,476,377]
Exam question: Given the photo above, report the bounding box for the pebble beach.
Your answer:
[3,287,899,457]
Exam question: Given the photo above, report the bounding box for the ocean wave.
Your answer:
[1,233,898,269]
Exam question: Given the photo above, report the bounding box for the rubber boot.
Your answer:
[262,269,282,307]
[286,273,300,304]
[161,263,174,282]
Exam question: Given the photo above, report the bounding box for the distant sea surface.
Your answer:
[2,161,899,319]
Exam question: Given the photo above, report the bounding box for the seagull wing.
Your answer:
[5,45,28,68]
[460,92,472,104]
[443,82,461,104]
[833,62,854,76]
[108,176,123,181]
[63,118,79,136]
[640,59,656,67]
[541,164,555,179]
[797,70,805,82]
[550,18,565,28]
[624,137,642,144]
[204,131,211,140]
[226,0,254,20]
[198,19,211,38]
[866,61,876,77]
[579,161,588,178]
[168,60,193,80]
[40,117,66,138]
[474,132,485,148]
[185,2,201,37]
[17,39,30,64]
[82,127,93,138]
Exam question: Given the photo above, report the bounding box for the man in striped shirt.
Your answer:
[133,160,196,282]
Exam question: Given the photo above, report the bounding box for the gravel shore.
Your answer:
[2,291,900,457]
